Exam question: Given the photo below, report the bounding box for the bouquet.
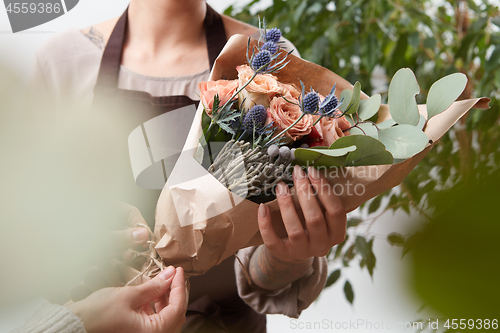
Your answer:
[136,25,489,279]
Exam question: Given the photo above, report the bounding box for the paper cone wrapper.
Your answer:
[154,35,490,275]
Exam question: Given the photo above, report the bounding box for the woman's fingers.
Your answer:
[307,166,347,245]
[129,266,175,306]
[293,165,329,254]
[258,203,286,255]
[276,181,308,250]
[159,267,187,329]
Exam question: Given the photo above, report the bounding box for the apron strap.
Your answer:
[94,8,128,89]
[204,5,227,69]
[94,4,226,91]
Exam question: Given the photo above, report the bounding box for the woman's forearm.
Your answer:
[249,244,313,291]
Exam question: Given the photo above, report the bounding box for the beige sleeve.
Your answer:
[234,246,328,318]
[11,303,86,333]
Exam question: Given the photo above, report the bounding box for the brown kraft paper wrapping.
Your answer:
[154,34,490,276]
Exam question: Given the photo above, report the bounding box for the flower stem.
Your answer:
[312,115,323,126]
[221,72,258,111]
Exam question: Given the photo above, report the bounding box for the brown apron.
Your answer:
[92,4,266,332]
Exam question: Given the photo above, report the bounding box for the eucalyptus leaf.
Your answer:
[426,73,467,119]
[358,94,381,120]
[339,89,352,113]
[388,68,420,126]
[376,118,397,129]
[416,114,426,131]
[345,114,356,127]
[378,125,429,159]
[346,81,362,114]
[293,146,356,167]
[330,135,393,166]
[349,122,378,139]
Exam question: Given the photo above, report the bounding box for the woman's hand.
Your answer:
[68,266,187,333]
[258,165,347,262]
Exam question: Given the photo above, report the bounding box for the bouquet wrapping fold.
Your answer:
[153,35,490,276]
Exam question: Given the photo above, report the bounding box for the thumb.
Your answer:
[110,227,149,250]
[128,266,176,305]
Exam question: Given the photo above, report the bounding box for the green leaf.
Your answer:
[358,94,381,120]
[423,37,436,49]
[345,114,356,126]
[388,68,421,126]
[387,233,406,246]
[339,89,353,113]
[347,218,363,228]
[486,46,500,72]
[378,125,429,159]
[330,135,393,166]
[202,111,211,130]
[346,81,362,114]
[334,234,349,259]
[355,236,369,259]
[492,16,500,28]
[366,239,376,277]
[293,146,356,167]
[368,195,381,213]
[377,118,397,129]
[344,280,354,304]
[343,244,356,266]
[426,73,468,119]
[416,114,426,131]
[325,269,341,288]
[349,122,378,139]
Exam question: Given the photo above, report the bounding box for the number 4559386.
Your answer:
[444,319,498,330]
[6,3,61,14]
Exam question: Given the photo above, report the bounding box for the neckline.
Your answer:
[119,65,210,81]
[76,29,212,80]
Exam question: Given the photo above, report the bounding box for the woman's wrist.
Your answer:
[249,245,313,291]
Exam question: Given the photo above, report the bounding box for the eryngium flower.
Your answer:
[266,28,282,43]
[319,94,339,115]
[318,84,343,117]
[261,41,278,54]
[243,105,267,132]
[251,50,272,72]
[302,92,320,114]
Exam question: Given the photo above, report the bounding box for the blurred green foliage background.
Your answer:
[231,0,500,320]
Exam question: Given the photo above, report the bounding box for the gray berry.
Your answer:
[300,143,309,148]
[279,146,291,159]
[290,148,296,160]
[267,145,279,158]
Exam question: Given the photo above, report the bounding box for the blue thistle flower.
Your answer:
[243,105,267,133]
[229,117,241,130]
[302,92,320,114]
[318,84,342,117]
[261,41,278,54]
[319,95,339,115]
[266,28,282,43]
[251,50,272,71]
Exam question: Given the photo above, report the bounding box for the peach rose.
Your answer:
[198,79,239,116]
[268,96,313,141]
[279,83,301,100]
[320,116,351,147]
[237,65,282,110]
